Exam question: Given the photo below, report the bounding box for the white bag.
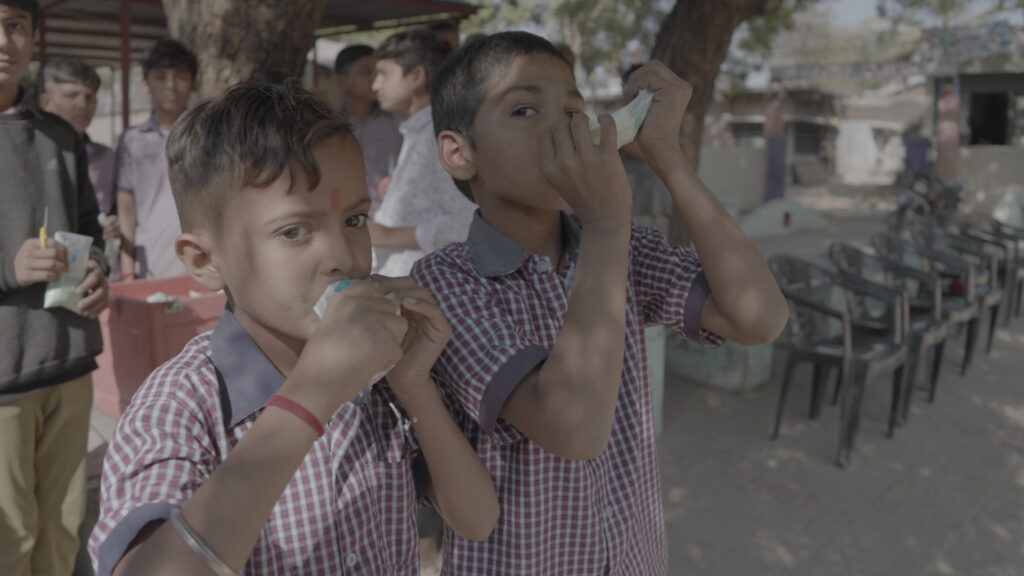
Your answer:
[43,231,93,314]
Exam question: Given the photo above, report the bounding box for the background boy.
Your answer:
[413,32,788,574]
[369,29,475,277]
[334,44,403,216]
[38,56,121,276]
[1,1,110,574]
[88,79,497,576]
[116,38,196,280]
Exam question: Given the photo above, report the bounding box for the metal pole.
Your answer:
[120,0,131,132]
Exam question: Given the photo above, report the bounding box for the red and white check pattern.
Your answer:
[88,333,420,576]
[412,222,723,576]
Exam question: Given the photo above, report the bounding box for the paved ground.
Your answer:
[77,183,1024,575]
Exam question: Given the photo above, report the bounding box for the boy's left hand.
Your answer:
[76,260,109,318]
[622,60,693,163]
[371,276,451,389]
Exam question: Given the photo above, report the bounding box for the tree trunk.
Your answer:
[651,0,783,168]
[162,0,329,100]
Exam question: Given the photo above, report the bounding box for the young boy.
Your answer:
[369,29,475,277]
[38,56,121,275]
[1,1,110,574]
[88,78,498,576]
[116,38,196,280]
[413,32,789,574]
[334,44,403,216]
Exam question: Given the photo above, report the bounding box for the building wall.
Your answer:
[956,145,1024,218]
[697,147,765,214]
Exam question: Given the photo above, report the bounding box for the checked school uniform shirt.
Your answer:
[411,211,724,576]
[88,306,423,576]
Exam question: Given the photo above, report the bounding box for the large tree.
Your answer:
[162,0,329,99]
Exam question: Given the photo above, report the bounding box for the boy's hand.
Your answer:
[287,280,409,422]
[622,60,693,164]
[370,276,451,391]
[13,238,68,287]
[102,215,120,240]
[539,113,632,224]
[76,260,109,318]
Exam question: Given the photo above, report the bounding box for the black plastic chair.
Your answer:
[912,222,1004,354]
[768,255,908,468]
[829,243,947,425]
[988,219,1024,321]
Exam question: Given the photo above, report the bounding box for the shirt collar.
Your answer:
[211,304,286,428]
[399,105,432,136]
[467,210,581,278]
[138,112,164,135]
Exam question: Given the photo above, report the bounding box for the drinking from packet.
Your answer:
[313,279,356,319]
[590,89,654,149]
[43,231,94,314]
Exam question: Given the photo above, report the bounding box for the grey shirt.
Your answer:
[345,105,403,216]
[372,106,475,277]
[116,114,186,279]
[0,89,107,401]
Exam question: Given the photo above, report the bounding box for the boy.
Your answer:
[116,38,196,280]
[334,44,403,216]
[369,29,475,277]
[88,79,498,576]
[38,56,121,274]
[1,1,110,574]
[413,32,789,574]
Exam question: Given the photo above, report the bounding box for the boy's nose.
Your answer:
[326,234,355,275]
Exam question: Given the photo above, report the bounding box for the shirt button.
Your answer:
[346,553,358,567]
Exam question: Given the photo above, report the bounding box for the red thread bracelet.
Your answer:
[266,395,325,437]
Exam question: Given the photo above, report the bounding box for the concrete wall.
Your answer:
[698,147,765,214]
[956,145,1024,219]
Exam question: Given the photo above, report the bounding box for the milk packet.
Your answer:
[313,279,356,319]
[43,231,94,314]
[590,89,654,149]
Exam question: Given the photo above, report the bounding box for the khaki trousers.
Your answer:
[0,375,92,576]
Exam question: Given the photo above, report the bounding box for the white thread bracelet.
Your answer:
[169,509,237,576]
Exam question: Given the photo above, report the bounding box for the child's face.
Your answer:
[372,58,420,112]
[211,136,372,349]
[143,65,195,119]
[0,5,35,93]
[40,82,97,136]
[468,53,583,211]
[337,55,377,104]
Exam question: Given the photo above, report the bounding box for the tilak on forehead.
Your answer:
[331,186,341,212]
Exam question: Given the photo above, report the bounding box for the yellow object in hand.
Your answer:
[39,207,48,249]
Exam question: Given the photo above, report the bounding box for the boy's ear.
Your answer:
[437,130,476,184]
[38,91,52,111]
[408,66,427,92]
[175,232,225,292]
[141,77,151,95]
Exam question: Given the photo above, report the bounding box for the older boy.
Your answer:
[116,38,196,280]
[369,29,474,277]
[88,79,497,576]
[413,32,788,575]
[335,44,403,216]
[1,1,110,574]
[38,57,121,273]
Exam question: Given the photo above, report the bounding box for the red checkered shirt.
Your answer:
[88,306,422,576]
[411,212,724,576]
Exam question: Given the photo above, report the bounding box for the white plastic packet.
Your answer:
[590,89,654,149]
[313,279,356,319]
[43,231,93,314]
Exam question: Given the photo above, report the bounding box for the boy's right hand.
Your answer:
[13,238,68,287]
[285,280,409,423]
[539,113,632,224]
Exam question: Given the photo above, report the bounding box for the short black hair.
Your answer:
[142,38,198,80]
[0,0,38,31]
[428,20,457,33]
[166,78,352,233]
[334,44,374,75]
[375,28,452,88]
[431,31,571,199]
[38,57,100,93]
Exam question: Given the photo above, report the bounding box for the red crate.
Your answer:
[92,275,226,418]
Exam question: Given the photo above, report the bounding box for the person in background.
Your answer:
[1,2,110,574]
[335,44,403,216]
[369,29,475,278]
[116,38,197,280]
[38,56,121,279]
[428,19,460,51]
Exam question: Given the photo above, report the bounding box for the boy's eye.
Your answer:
[345,214,368,229]
[566,110,581,119]
[512,106,538,118]
[278,225,312,241]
